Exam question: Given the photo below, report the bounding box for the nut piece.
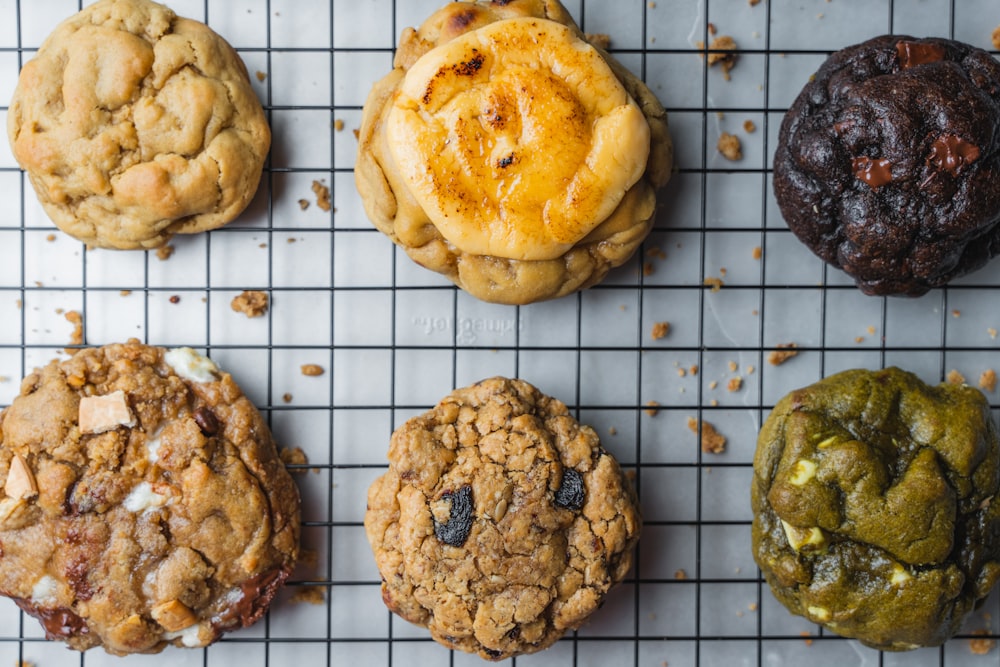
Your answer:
[78,390,135,434]
[4,454,38,499]
[151,599,198,632]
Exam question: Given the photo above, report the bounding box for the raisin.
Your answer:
[554,469,585,511]
[193,406,219,436]
[483,647,504,659]
[433,485,474,547]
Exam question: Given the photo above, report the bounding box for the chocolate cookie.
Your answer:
[752,367,1000,650]
[364,377,640,660]
[773,35,1000,296]
[355,0,672,305]
[7,0,270,250]
[0,341,300,654]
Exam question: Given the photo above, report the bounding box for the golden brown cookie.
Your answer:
[0,341,300,655]
[356,0,672,305]
[7,0,270,250]
[364,377,641,660]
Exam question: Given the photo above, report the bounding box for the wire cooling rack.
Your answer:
[1,0,1000,665]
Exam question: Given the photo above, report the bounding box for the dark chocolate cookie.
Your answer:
[752,367,1000,650]
[364,377,641,660]
[0,341,300,655]
[773,35,1000,296]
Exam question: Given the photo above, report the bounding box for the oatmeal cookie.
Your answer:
[355,0,672,305]
[773,35,1000,296]
[364,377,640,660]
[7,0,270,250]
[0,341,300,654]
[752,367,1000,650]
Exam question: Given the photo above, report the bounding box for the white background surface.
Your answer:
[1,0,1000,665]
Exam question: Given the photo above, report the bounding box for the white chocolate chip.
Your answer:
[807,605,831,621]
[31,575,58,604]
[5,454,38,499]
[890,564,912,585]
[164,347,218,383]
[164,623,204,647]
[123,482,169,513]
[78,390,135,434]
[780,520,827,552]
[788,459,817,486]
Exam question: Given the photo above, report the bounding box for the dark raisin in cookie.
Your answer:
[752,367,1000,650]
[0,341,300,655]
[773,35,1000,296]
[364,377,641,660]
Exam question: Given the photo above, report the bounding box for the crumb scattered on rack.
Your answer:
[980,369,997,392]
[947,369,966,385]
[120,290,132,297]
[608,426,617,436]
[717,132,742,160]
[854,336,865,344]
[689,417,726,454]
[952,309,961,318]
[46,233,56,242]
[334,118,345,132]
[800,631,814,646]
[674,569,688,580]
[749,0,761,5]
[990,328,998,339]
[643,261,656,277]
[279,446,309,472]
[283,392,293,403]
[646,246,667,260]
[312,180,332,212]
[231,290,269,318]
[255,70,267,81]
[677,367,687,378]
[727,377,742,392]
[768,343,798,366]
[969,628,996,655]
[644,401,660,417]
[704,276,724,292]
[65,310,83,345]
[585,33,611,49]
[156,245,174,261]
[353,128,360,140]
[709,380,718,390]
[298,198,310,210]
[290,586,326,605]
[707,22,717,36]
[651,321,670,340]
[743,120,756,133]
[746,365,755,375]
[168,295,180,304]
[301,364,325,377]
[993,26,1000,50]
[287,237,297,244]
[727,361,738,372]
[748,602,758,611]
[700,35,738,80]
[690,365,699,376]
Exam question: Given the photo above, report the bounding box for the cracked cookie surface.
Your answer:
[7,0,270,250]
[752,367,1000,650]
[0,341,299,655]
[364,377,641,660]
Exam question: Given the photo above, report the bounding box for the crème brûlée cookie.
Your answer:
[6,0,270,250]
[365,377,641,660]
[0,341,299,655]
[356,0,673,305]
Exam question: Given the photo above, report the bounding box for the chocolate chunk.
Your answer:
[553,469,585,511]
[213,566,291,631]
[851,157,893,189]
[896,40,945,68]
[927,135,979,176]
[192,406,219,436]
[14,597,89,640]
[433,485,474,547]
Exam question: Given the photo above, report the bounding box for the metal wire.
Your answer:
[1,0,1000,666]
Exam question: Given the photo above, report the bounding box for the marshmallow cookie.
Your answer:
[356,0,672,304]
[0,341,299,654]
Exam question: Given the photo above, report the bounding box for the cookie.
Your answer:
[364,377,640,660]
[0,341,300,654]
[7,0,270,250]
[355,0,672,305]
[752,367,1000,650]
[773,35,1000,296]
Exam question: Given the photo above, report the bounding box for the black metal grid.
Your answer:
[1,0,1000,665]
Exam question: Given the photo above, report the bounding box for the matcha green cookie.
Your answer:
[752,367,1000,650]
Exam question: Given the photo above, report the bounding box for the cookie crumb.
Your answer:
[65,310,83,345]
[651,321,670,340]
[867,325,876,335]
[727,361,738,372]
[704,276,725,292]
[690,365,699,376]
[855,336,865,344]
[644,401,660,417]
[298,198,310,210]
[301,364,325,377]
[947,369,966,385]
[969,628,996,655]
[980,369,997,392]
[748,602,758,611]
[717,132,743,160]
[608,426,618,436]
[677,368,687,378]
[800,631,814,646]
[702,35,738,80]
[334,118,345,132]
[727,376,742,392]
[749,0,761,5]
[279,446,309,472]
[168,295,180,304]
[46,233,56,242]
[282,392,293,403]
[646,245,667,260]
[290,586,326,605]
[312,179,332,212]
[743,120,756,133]
[752,246,762,260]
[768,343,798,366]
[674,568,688,580]
[120,290,132,297]
[585,33,611,49]
[952,309,961,318]
[353,128,360,140]
[993,26,1000,50]
[231,290,269,318]
[710,398,719,407]
[255,70,267,81]
[156,244,175,261]
[707,22,717,36]
[990,328,998,339]
[709,380,718,390]
[643,261,656,277]
[688,417,726,454]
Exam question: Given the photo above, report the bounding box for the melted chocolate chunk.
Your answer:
[212,566,291,632]
[433,485,474,547]
[13,598,89,640]
[553,469,585,511]
[928,135,980,176]
[896,40,945,68]
[851,157,894,189]
[192,406,220,436]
